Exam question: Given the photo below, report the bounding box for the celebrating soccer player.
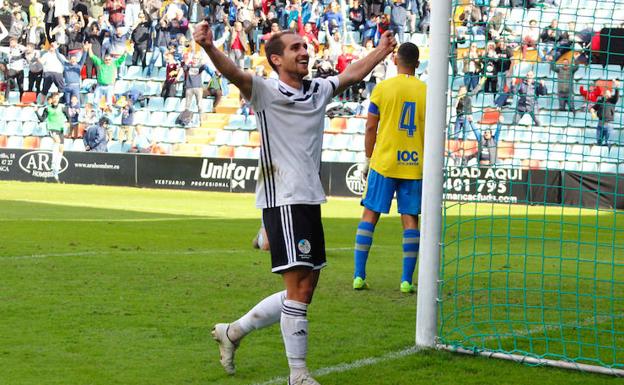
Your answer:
[352,43,426,294]
[193,21,396,385]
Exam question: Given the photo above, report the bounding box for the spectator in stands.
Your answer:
[322,1,343,33]
[84,116,110,152]
[42,1,56,42]
[486,4,513,41]
[103,26,130,78]
[405,0,421,34]
[105,0,126,28]
[29,0,45,22]
[326,30,343,65]
[0,37,26,98]
[482,42,499,93]
[116,95,135,144]
[84,21,104,79]
[182,54,212,120]
[36,93,67,181]
[56,46,87,105]
[39,42,65,104]
[25,43,43,94]
[228,21,250,69]
[452,86,477,139]
[0,63,9,103]
[79,102,98,126]
[205,70,227,109]
[590,79,620,147]
[553,21,576,62]
[538,19,560,61]
[495,39,513,94]
[67,12,86,54]
[551,52,580,113]
[161,52,180,99]
[131,11,151,69]
[50,16,69,56]
[131,125,153,153]
[521,19,539,59]
[349,0,366,41]
[9,11,26,44]
[87,42,130,105]
[25,16,46,49]
[389,0,407,43]
[459,3,482,34]
[468,115,503,166]
[125,0,141,27]
[463,42,481,92]
[418,0,430,34]
[512,70,547,126]
[65,94,80,138]
[146,14,171,77]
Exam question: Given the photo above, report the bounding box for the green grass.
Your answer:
[0,181,620,385]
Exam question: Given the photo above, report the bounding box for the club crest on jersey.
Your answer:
[298,239,312,256]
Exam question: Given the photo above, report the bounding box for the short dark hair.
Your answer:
[99,117,110,126]
[396,42,420,69]
[265,31,296,73]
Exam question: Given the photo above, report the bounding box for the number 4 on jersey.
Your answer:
[399,102,417,137]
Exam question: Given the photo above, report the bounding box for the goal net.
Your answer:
[438,0,624,375]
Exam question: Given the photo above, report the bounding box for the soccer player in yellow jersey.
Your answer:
[353,42,426,293]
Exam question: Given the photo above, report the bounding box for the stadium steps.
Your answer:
[172,143,205,157]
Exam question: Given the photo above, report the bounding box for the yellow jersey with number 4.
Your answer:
[368,74,426,180]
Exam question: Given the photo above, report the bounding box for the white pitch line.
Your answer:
[0,247,363,261]
[249,346,423,385]
[3,217,213,222]
[245,312,623,385]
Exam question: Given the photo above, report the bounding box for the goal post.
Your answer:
[416,0,624,377]
[415,0,452,348]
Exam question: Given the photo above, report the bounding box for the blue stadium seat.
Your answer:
[39,136,54,150]
[113,80,129,95]
[151,126,168,142]
[167,128,186,143]
[32,122,47,136]
[599,162,617,174]
[163,97,179,112]
[166,112,181,127]
[230,130,249,146]
[21,121,37,136]
[6,121,22,136]
[201,98,214,113]
[234,146,253,159]
[5,106,19,121]
[21,107,38,121]
[202,145,218,158]
[213,130,232,145]
[322,134,335,150]
[125,66,142,80]
[71,139,86,152]
[148,111,167,126]
[133,110,149,126]
[148,96,164,111]
[8,92,19,104]
[7,136,23,148]
[321,150,340,162]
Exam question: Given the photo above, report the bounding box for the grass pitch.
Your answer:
[0,181,619,385]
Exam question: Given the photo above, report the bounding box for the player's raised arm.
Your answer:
[193,21,253,100]
[335,31,397,96]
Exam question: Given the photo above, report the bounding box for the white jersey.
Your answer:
[250,75,339,209]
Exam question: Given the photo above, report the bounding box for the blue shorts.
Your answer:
[361,169,422,215]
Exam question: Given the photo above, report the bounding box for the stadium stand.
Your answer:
[0,0,621,172]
